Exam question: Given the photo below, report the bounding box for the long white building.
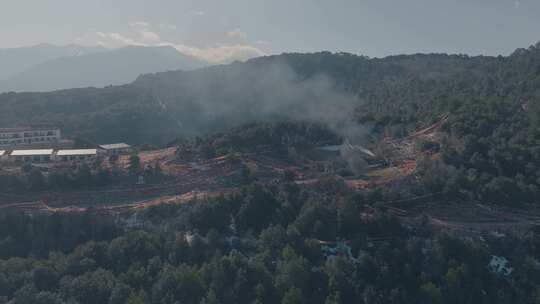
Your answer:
[55,149,97,162]
[0,126,61,148]
[10,149,54,163]
[2,149,98,163]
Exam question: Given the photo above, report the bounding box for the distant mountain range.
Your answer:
[0,44,107,81]
[0,44,207,92]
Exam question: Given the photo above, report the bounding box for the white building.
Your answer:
[0,126,61,148]
[10,149,54,163]
[98,143,132,155]
[55,149,97,162]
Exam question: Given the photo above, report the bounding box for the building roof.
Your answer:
[56,149,97,156]
[0,126,59,133]
[11,149,54,156]
[99,143,131,150]
[316,145,342,152]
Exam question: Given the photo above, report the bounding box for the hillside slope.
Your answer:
[0,43,539,145]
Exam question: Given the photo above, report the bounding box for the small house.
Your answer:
[98,143,132,156]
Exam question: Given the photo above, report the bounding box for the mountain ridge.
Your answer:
[0,45,207,92]
[0,43,107,81]
[0,43,539,144]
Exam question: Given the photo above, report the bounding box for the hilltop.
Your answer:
[0,43,539,144]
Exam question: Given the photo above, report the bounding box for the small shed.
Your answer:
[10,149,54,163]
[98,143,132,156]
[55,149,97,162]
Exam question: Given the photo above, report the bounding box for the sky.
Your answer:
[1,0,540,63]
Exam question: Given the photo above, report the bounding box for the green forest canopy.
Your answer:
[0,42,538,145]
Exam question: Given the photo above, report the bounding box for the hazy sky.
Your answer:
[1,0,539,62]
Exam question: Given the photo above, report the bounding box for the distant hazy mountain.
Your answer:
[0,45,207,92]
[0,43,106,81]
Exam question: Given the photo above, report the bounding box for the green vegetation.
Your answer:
[1,43,538,145]
[174,121,339,160]
[2,43,540,303]
[0,161,164,194]
[1,182,540,303]
[415,97,540,204]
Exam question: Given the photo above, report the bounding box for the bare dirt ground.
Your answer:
[4,116,540,237]
[108,147,191,175]
[380,198,540,236]
[0,147,244,211]
[0,118,443,215]
[0,190,227,214]
[0,148,294,214]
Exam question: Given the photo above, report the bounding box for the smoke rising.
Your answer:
[144,59,371,172]
[145,59,368,144]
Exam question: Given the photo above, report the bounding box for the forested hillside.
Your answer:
[1,42,538,145]
[1,42,540,205]
[3,182,540,304]
[2,43,540,304]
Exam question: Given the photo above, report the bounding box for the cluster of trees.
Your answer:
[2,181,540,303]
[0,165,112,193]
[0,156,163,194]
[0,211,118,259]
[174,121,339,160]
[415,97,540,205]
